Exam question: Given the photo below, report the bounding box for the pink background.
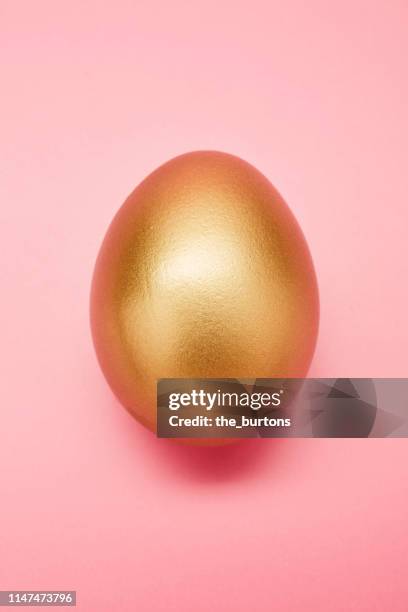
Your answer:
[1,1,408,610]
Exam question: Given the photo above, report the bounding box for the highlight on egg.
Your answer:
[90,151,319,437]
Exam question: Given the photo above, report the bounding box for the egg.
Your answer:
[90,151,319,437]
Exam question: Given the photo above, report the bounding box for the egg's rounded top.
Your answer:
[91,151,319,431]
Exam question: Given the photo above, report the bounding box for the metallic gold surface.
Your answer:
[90,151,319,435]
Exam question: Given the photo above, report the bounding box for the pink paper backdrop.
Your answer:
[1,1,408,610]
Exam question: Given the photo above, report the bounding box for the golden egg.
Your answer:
[90,151,319,436]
